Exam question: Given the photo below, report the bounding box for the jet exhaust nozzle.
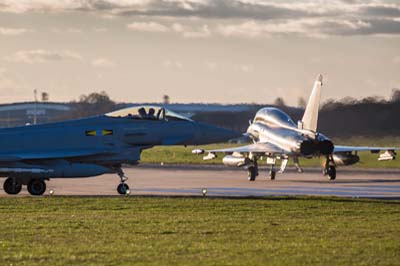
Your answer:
[300,140,316,156]
[300,140,334,156]
[318,140,334,155]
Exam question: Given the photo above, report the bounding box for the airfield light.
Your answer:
[125,189,131,196]
[49,189,54,196]
[202,188,207,197]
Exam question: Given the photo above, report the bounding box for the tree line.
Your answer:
[62,89,400,137]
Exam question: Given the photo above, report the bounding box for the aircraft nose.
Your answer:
[192,122,241,145]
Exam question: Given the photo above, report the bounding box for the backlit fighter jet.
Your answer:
[0,106,239,195]
[194,75,398,181]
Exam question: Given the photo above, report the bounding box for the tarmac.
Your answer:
[1,164,400,199]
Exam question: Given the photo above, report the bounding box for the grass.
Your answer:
[141,137,400,168]
[0,197,399,265]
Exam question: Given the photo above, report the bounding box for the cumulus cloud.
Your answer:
[7,49,82,64]
[93,27,108,32]
[0,27,29,35]
[217,18,378,38]
[127,21,170,32]
[1,0,400,37]
[127,21,212,38]
[234,64,254,73]
[91,58,116,68]
[204,61,218,71]
[162,60,183,69]
[182,24,210,38]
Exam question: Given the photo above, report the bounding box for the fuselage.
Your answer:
[246,107,334,156]
[0,106,240,179]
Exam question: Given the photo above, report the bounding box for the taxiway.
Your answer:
[1,165,400,198]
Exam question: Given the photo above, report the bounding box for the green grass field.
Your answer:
[141,137,400,168]
[0,197,399,265]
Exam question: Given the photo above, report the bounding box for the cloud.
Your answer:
[393,56,400,64]
[93,27,108,32]
[7,49,82,64]
[181,24,210,38]
[234,64,254,73]
[204,61,218,71]
[127,21,212,38]
[91,58,116,68]
[162,60,183,69]
[0,27,29,35]
[127,21,170,32]
[217,18,400,38]
[1,1,400,37]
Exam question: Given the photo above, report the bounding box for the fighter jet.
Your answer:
[194,75,398,181]
[0,106,239,195]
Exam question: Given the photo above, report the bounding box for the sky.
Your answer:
[0,0,399,105]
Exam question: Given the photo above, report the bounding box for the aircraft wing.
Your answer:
[0,149,116,162]
[334,145,399,153]
[207,142,287,155]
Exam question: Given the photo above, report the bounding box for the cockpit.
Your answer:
[254,107,296,128]
[106,106,193,122]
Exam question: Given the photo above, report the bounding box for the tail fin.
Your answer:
[300,74,323,132]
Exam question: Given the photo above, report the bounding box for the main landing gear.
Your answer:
[267,157,277,180]
[247,158,259,181]
[27,179,46,196]
[323,155,336,180]
[116,168,130,195]
[3,177,47,196]
[246,157,277,181]
[3,178,22,195]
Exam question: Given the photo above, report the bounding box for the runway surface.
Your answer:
[1,165,400,198]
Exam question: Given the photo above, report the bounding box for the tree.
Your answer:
[273,97,285,107]
[72,91,116,118]
[163,95,170,105]
[391,88,400,102]
[297,97,306,108]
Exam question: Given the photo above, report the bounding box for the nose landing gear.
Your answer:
[116,168,130,195]
[323,155,336,180]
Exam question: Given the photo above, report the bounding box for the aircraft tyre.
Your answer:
[117,183,130,195]
[27,179,46,196]
[269,170,276,180]
[3,178,22,195]
[327,166,336,180]
[247,166,257,181]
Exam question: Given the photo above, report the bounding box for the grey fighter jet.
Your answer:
[0,106,240,195]
[194,75,398,181]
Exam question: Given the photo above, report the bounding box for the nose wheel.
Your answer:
[325,166,336,180]
[116,167,130,195]
[117,183,130,195]
[323,155,336,180]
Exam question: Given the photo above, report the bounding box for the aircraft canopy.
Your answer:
[106,106,192,121]
[254,107,296,128]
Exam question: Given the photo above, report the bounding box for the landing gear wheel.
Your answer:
[27,179,46,196]
[247,166,257,181]
[3,178,22,195]
[117,183,130,195]
[269,170,276,180]
[327,166,336,180]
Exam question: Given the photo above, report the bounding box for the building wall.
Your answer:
[0,102,72,127]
